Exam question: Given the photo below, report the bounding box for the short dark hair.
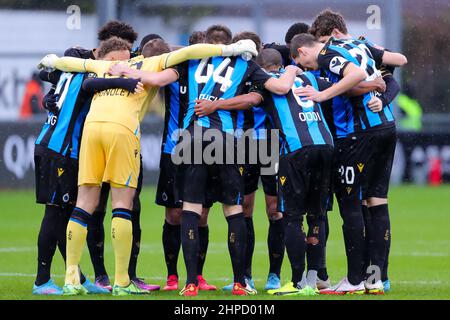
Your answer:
[97,20,138,44]
[256,48,283,70]
[189,31,206,45]
[232,31,262,52]
[205,25,232,45]
[139,34,163,52]
[309,9,348,38]
[142,39,171,58]
[285,22,310,44]
[97,37,132,59]
[290,34,318,58]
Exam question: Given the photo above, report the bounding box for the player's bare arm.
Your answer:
[263,65,301,95]
[297,63,366,102]
[348,76,386,96]
[194,92,263,117]
[380,51,408,67]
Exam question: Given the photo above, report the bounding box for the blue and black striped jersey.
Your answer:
[162,60,191,155]
[239,107,272,140]
[252,71,334,155]
[35,72,91,159]
[181,56,271,133]
[318,38,395,138]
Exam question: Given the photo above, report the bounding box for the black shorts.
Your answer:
[181,129,244,206]
[241,134,277,196]
[97,155,144,213]
[35,153,78,208]
[277,145,334,217]
[183,162,244,206]
[334,126,396,200]
[156,153,218,209]
[156,153,183,208]
[244,164,277,196]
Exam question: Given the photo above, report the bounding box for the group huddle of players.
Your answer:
[32,8,407,297]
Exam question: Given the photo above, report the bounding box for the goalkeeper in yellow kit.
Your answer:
[37,40,258,296]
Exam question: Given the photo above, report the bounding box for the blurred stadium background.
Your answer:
[0,0,449,189]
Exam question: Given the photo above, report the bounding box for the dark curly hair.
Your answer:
[205,25,232,45]
[189,31,206,45]
[284,22,310,45]
[97,20,138,45]
[309,9,348,39]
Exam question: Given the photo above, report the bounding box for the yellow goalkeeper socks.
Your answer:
[111,209,133,287]
[65,207,91,285]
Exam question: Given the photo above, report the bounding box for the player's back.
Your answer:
[182,56,270,133]
[319,38,395,137]
[256,71,333,154]
[36,72,91,159]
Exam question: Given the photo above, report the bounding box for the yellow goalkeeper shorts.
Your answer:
[78,122,140,189]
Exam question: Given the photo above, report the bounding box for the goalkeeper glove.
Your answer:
[37,54,59,71]
[222,40,258,58]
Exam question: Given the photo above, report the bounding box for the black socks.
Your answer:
[227,213,247,286]
[268,218,284,277]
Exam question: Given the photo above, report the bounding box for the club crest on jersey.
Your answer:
[357,163,365,173]
[320,48,327,55]
[239,167,244,176]
[57,168,64,177]
[280,176,287,186]
[346,187,352,195]
[329,56,347,75]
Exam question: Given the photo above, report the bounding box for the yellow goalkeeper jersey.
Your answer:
[52,44,224,136]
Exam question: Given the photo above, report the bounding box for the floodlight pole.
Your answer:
[96,0,119,29]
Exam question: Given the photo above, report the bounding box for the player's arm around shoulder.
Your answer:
[194,92,263,118]
[107,56,179,88]
[38,54,113,74]
[264,65,301,95]
[160,40,259,69]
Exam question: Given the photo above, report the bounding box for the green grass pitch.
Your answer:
[0,186,449,300]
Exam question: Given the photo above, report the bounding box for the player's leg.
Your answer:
[304,146,333,292]
[261,172,283,290]
[242,192,256,284]
[321,137,368,295]
[87,184,110,290]
[223,165,257,291]
[162,207,182,290]
[33,204,63,295]
[100,123,148,296]
[219,163,254,296]
[268,150,314,296]
[306,213,325,291]
[33,154,66,295]
[197,207,217,290]
[179,161,208,296]
[364,127,396,294]
[109,186,136,292]
[64,123,105,295]
[361,199,372,280]
[128,159,160,292]
[64,185,101,295]
[317,212,331,289]
[156,153,183,290]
